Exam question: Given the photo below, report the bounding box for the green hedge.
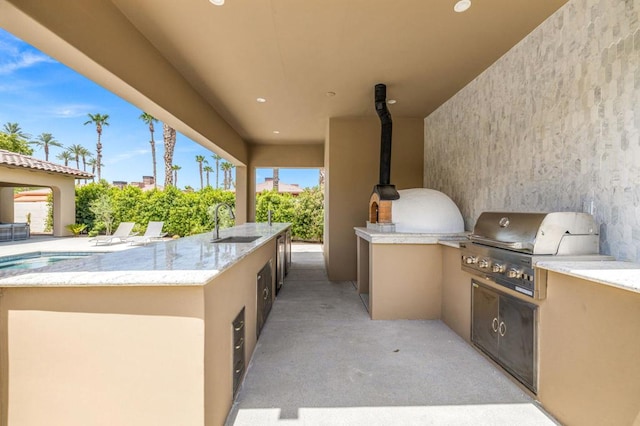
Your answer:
[65,182,324,241]
[72,182,235,237]
[255,189,324,242]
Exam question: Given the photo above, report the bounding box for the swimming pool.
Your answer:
[0,252,98,270]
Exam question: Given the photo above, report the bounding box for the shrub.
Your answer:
[292,188,324,242]
[89,194,115,235]
[50,184,324,240]
[255,188,324,242]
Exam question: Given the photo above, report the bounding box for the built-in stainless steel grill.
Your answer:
[461,212,612,299]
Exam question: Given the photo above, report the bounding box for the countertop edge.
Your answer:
[0,223,291,288]
[354,227,468,245]
[536,260,640,294]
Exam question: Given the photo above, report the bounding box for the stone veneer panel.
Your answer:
[424,0,640,262]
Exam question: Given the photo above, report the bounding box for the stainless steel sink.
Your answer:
[211,236,262,244]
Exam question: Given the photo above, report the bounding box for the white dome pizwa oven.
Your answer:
[390,188,464,234]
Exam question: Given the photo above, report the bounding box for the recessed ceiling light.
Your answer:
[326,91,336,97]
[454,0,471,13]
[256,97,267,103]
[209,0,224,5]
[273,130,280,134]
[387,99,397,105]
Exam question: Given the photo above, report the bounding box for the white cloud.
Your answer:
[106,149,150,164]
[0,51,55,75]
[47,104,96,118]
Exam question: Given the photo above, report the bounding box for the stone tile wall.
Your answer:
[424,0,640,262]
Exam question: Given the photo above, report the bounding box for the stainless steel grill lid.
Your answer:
[469,212,599,255]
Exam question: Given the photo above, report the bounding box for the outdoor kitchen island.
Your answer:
[0,222,290,426]
[357,225,640,426]
[355,227,467,320]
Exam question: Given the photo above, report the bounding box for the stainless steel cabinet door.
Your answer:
[257,260,273,338]
[276,235,285,294]
[498,295,536,391]
[472,281,500,359]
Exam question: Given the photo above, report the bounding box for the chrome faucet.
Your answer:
[213,203,235,240]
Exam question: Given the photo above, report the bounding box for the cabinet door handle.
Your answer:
[235,367,243,374]
[499,321,506,337]
[492,317,499,333]
[234,321,244,332]
[263,288,269,300]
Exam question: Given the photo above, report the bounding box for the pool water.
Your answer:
[0,252,97,270]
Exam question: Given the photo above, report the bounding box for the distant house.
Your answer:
[256,177,304,196]
[0,149,92,236]
[113,176,162,191]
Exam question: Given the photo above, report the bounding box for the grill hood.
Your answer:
[469,212,599,255]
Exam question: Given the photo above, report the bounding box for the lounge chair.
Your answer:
[128,221,167,245]
[89,222,137,246]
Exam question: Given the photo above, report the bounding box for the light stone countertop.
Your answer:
[536,260,640,294]
[354,227,468,245]
[0,223,290,287]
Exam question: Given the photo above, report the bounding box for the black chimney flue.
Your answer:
[372,83,399,201]
[375,84,392,185]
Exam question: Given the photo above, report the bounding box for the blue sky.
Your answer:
[0,28,319,190]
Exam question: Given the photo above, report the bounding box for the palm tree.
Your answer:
[79,147,93,184]
[87,158,98,182]
[139,112,158,188]
[203,165,213,187]
[84,113,109,180]
[171,164,181,187]
[229,163,236,189]
[79,146,92,172]
[56,150,73,167]
[211,153,222,188]
[67,144,85,169]
[163,123,177,187]
[1,122,32,154]
[30,132,63,161]
[2,122,30,139]
[273,167,280,192]
[220,161,232,190]
[195,155,206,190]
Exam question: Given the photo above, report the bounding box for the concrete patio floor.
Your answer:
[227,243,557,425]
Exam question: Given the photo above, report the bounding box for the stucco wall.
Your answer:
[325,117,424,281]
[424,0,640,262]
[0,286,205,426]
[14,202,48,233]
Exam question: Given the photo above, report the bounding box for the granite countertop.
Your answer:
[536,260,640,294]
[0,223,290,287]
[354,227,468,245]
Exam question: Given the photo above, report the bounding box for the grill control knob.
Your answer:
[464,256,478,264]
[492,263,506,273]
[507,268,522,279]
[478,259,490,269]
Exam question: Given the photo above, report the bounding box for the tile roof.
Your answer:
[0,149,93,178]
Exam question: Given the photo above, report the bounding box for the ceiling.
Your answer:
[110,0,568,145]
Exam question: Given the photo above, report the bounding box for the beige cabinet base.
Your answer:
[357,237,443,320]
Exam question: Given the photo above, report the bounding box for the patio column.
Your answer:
[0,188,15,223]
[234,166,247,225]
[51,182,76,237]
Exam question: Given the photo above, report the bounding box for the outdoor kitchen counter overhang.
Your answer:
[0,223,290,287]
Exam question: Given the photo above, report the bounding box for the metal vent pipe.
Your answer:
[375,83,392,186]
